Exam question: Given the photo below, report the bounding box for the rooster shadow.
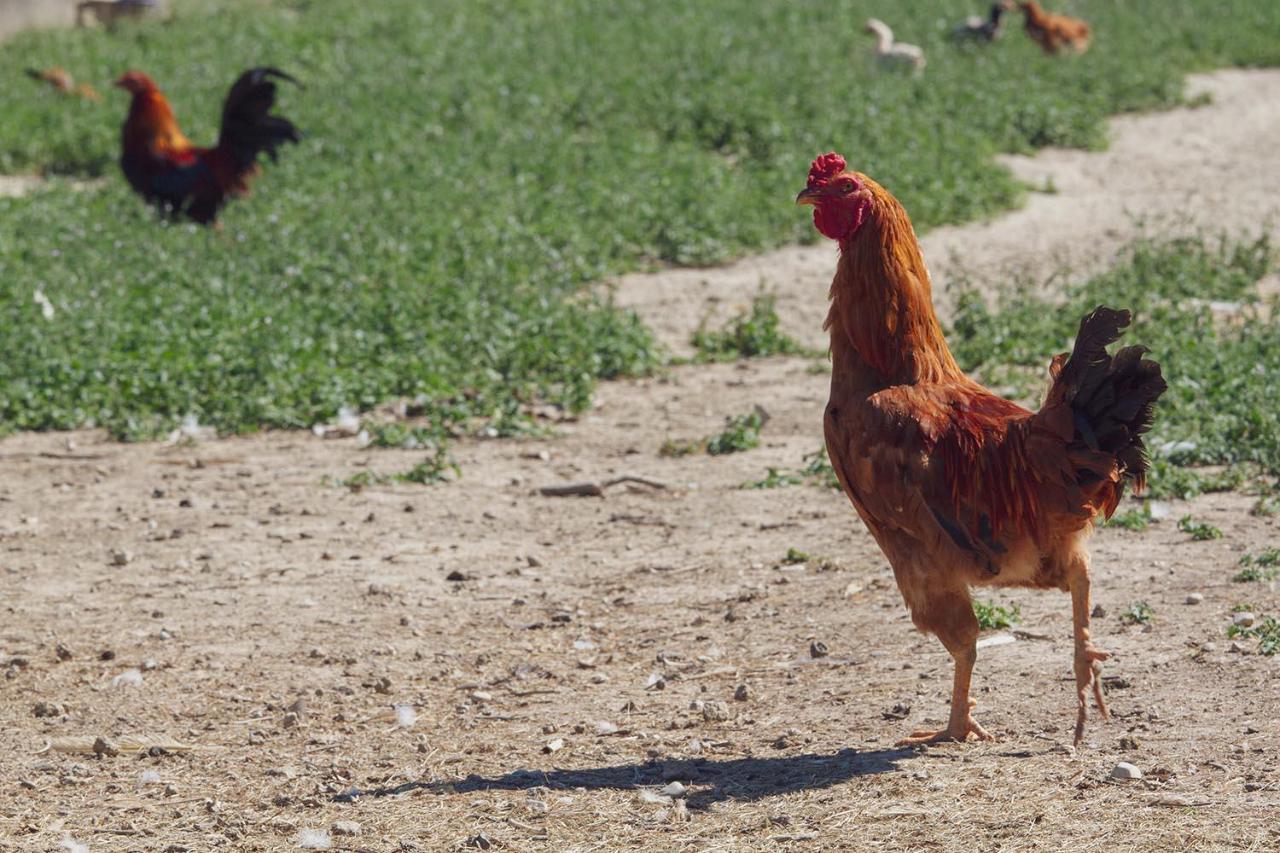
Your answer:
[335,747,915,810]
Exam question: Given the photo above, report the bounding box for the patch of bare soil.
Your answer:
[0,175,46,198]
[0,174,107,198]
[2,71,1280,852]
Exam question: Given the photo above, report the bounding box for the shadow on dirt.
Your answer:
[336,748,915,810]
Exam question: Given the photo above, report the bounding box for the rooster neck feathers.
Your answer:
[122,89,194,156]
[826,176,964,386]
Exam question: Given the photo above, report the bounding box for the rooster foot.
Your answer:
[897,701,993,746]
[1072,644,1111,745]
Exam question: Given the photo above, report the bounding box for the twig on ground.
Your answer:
[539,475,668,497]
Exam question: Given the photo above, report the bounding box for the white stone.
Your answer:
[1111,762,1143,780]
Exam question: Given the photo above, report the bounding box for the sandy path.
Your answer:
[612,68,1280,355]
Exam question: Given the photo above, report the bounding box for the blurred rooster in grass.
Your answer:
[26,67,101,101]
[797,152,1165,745]
[116,67,300,224]
[1015,1,1091,54]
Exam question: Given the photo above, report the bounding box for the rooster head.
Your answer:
[114,70,158,95]
[796,151,872,242]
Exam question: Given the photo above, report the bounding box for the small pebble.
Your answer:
[330,820,362,837]
[1233,612,1256,628]
[1110,762,1143,781]
[1184,593,1204,605]
[92,736,120,757]
[660,781,687,798]
[734,683,751,702]
[701,700,731,722]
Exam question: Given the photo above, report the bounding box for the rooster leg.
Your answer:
[1070,566,1110,746]
[898,592,993,745]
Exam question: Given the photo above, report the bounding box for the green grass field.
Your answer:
[0,0,1278,441]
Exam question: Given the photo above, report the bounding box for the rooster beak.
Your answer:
[795,187,823,206]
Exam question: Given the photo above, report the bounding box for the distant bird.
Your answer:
[115,67,301,225]
[76,0,157,29]
[25,67,101,102]
[1016,1,1091,54]
[865,18,926,76]
[954,2,1013,42]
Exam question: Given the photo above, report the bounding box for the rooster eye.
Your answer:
[841,181,855,193]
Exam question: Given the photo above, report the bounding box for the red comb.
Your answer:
[807,152,847,187]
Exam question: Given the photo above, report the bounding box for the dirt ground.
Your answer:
[2,70,1280,852]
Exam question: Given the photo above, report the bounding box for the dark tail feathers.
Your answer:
[218,67,302,172]
[1051,305,1167,492]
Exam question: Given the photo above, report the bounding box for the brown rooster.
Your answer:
[115,67,300,224]
[25,67,102,101]
[796,152,1165,745]
[1016,1,1091,54]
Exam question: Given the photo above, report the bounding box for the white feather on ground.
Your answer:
[111,668,144,688]
[59,836,89,853]
[298,828,332,849]
[865,18,926,75]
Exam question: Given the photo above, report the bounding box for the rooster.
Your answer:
[864,19,926,76]
[954,2,1013,42]
[1015,1,1091,54]
[796,152,1165,745]
[116,67,300,224]
[25,67,101,101]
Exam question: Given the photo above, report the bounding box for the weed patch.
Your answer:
[1177,516,1223,541]
[1121,601,1155,625]
[693,293,811,362]
[973,600,1021,631]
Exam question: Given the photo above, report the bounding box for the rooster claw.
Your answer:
[1072,643,1111,745]
[897,707,993,746]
